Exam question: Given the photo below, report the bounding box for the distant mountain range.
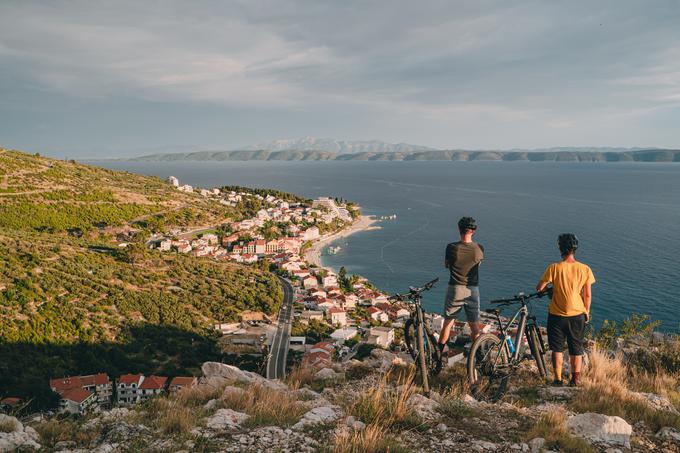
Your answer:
[127,139,680,163]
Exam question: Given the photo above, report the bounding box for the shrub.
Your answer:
[221,383,307,427]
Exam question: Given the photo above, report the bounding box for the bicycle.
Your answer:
[467,289,551,401]
[390,277,439,395]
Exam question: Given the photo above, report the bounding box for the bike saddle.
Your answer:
[484,308,501,315]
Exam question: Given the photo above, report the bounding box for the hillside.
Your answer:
[0,149,283,408]
[5,329,680,452]
[128,148,680,162]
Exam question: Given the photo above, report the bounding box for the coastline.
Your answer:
[304,215,379,269]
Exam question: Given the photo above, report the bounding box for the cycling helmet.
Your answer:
[558,233,579,256]
[458,217,477,233]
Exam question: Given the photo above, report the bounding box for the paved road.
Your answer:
[266,277,294,379]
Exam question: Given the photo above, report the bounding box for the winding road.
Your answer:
[266,277,294,379]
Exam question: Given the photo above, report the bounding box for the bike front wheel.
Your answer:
[467,333,510,401]
[526,325,548,379]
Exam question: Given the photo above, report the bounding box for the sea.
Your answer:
[92,160,680,332]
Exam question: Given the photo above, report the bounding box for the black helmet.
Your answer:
[558,233,579,256]
[458,217,477,233]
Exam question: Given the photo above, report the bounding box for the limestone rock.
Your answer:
[633,392,679,414]
[315,368,342,381]
[539,386,580,401]
[567,412,632,447]
[407,393,440,421]
[657,427,680,442]
[293,405,342,430]
[528,437,545,453]
[0,415,41,451]
[205,409,249,431]
[201,362,287,390]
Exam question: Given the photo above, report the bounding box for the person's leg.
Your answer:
[566,314,586,386]
[552,352,564,382]
[547,314,567,383]
[439,317,456,346]
[465,286,482,341]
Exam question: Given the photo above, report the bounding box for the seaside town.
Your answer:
[0,176,533,417]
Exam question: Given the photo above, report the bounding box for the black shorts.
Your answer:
[547,313,586,356]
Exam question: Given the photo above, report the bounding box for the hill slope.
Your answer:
[0,149,282,407]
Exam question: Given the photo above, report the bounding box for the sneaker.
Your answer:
[551,379,564,387]
[569,372,582,387]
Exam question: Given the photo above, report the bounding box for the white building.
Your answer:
[327,307,347,326]
[330,327,358,342]
[167,176,179,187]
[367,327,395,348]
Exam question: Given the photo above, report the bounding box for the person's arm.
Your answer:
[444,244,450,268]
[581,283,592,322]
[536,264,552,292]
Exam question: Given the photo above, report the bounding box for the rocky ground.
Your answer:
[2,334,680,453]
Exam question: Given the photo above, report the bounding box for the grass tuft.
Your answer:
[526,407,595,453]
[332,423,411,453]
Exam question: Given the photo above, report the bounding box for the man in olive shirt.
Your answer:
[536,233,595,386]
[438,217,485,355]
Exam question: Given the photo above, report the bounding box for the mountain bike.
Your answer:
[391,277,439,395]
[467,289,551,401]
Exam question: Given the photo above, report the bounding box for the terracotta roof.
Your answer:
[139,375,168,390]
[61,388,94,404]
[328,307,345,314]
[118,373,145,385]
[50,373,110,392]
[366,307,382,314]
[1,397,21,407]
[169,376,197,387]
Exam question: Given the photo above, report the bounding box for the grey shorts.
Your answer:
[444,285,481,322]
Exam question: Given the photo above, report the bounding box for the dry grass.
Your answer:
[286,363,316,390]
[35,419,78,448]
[221,383,307,427]
[346,369,424,431]
[437,396,478,421]
[570,347,680,431]
[142,397,197,435]
[175,382,225,408]
[0,417,20,433]
[429,363,469,396]
[526,407,595,453]
[332,423,410,453]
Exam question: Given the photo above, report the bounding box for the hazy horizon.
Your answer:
[2,1,680,158]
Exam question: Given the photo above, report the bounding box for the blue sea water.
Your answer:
[93,160,680,331]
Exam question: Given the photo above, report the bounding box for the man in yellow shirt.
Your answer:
[536,234,595,386]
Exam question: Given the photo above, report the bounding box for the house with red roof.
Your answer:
[168,376,198,393]
[327,307,347,326]
[138,375,168,400]
[367,306,389,323]
[49,373,112,411]
[116,374,145,405]
[59,388,97,414]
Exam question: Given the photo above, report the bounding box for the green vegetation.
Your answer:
[0,150,285,409]
[291,319,334,343]
[594,314,661,350]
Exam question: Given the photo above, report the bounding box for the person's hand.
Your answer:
[584,312,590,324]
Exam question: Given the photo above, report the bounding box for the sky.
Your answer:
[1,0,679,158]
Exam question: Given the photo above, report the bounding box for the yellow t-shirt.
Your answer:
[540,261,596,317]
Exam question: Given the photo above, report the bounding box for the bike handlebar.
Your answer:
[490,287,552,305]
[389,277,439,301]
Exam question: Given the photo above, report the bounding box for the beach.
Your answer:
[304,215,379,269]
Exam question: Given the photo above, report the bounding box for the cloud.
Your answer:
[1,0,680,152]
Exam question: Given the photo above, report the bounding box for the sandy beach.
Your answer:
[304,215,380,268]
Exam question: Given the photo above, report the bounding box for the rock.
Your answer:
[567,412,632,447]
[528,437,545,453]
[633,392,679,414]
[539,386,580,401]
[657,426,680,442]
[436,423,448,433]
[462,394,479,407]
[203,398,220,411]
[201,362,287,390]
[296,387,321,400]
[0,414,22,432]
[293,405,342,430]
[205,408,249,431]
[407,393,440,421]
[315,368,342,381]
[471,439,499,450]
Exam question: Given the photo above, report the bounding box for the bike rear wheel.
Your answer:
[404,318,417,360]
[526,325,548,379]
[467,333,510,401]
